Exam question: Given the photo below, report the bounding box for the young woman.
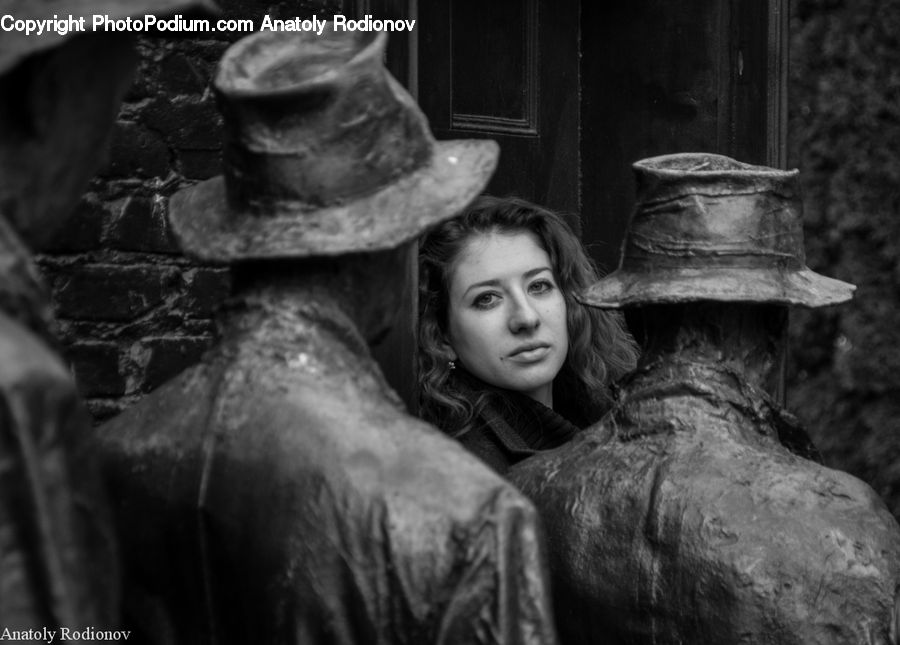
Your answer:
[418,196,639,474]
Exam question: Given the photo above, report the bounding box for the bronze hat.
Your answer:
[168,27,499,262]
[580,153,855,308]
[0,0,218,76]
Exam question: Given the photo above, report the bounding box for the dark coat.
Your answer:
[446,371,583,476]
[93,292,558,645]
[0,311,119,631]
[510,359,900,644]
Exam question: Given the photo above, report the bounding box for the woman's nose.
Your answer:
[508,297,540,333]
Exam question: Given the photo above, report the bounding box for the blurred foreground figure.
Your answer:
[93,28,559,644]
[511,153,900,644]
[0,0,212,631]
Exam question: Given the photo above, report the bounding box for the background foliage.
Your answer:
[788,0,900,516]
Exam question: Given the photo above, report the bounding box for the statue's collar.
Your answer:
[612,358,806,451]
[219,287,370,360]
[620,358,767,409]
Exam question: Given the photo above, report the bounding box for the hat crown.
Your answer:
[623,153,805,274]
[215,27,431,218]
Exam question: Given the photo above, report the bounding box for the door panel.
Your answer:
[419,0,582,229]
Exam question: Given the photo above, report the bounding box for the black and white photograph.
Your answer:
[1,0,898,643]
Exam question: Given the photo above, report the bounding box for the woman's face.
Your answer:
[445,230,568,407]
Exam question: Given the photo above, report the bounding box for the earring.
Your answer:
[448,360,456,371]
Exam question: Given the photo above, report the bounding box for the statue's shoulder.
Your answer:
[92,347,220,462]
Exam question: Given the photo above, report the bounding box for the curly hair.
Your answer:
[418,195,639,436]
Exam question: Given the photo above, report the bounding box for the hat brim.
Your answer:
[578,266,855,309]
[0,0,217,76]
[168,139,498,262]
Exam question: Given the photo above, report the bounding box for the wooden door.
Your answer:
[418,0,582,230]
[581,0,789,272]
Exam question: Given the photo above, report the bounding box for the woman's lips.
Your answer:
[508,343,551,362]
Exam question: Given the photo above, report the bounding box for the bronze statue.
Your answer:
[92,28,559,644]
[510,153,900,644]
[0,0,213,633]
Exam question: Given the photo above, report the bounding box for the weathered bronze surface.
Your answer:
[0,309,120,630]
[580,154,854,309]
[509,153,900,644]
[0,0,214,631]
[91,28,557,644]
[513,305,900,643]
[0,24,134,638]
[168,26,498,262]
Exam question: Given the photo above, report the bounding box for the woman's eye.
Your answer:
[529,279,555,295]
[472,292,499,309]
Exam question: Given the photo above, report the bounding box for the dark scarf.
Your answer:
[448,369,584,474]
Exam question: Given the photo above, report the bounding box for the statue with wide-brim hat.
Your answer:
[0,0,215,634]
[510,152,900,645]
[579,152,854,309]
[93,26,559,645]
